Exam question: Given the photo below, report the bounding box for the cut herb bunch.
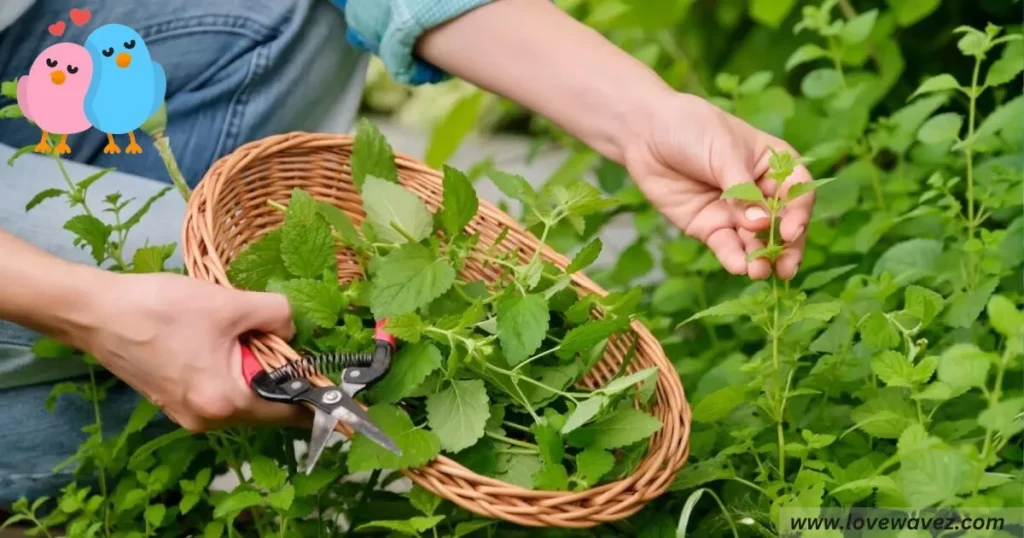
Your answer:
[226,120,665,491]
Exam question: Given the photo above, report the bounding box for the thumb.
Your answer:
[229,290,296,340]
[716,157,772,233]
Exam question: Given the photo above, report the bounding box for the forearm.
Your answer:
[0,228,107,347]
[416,0,674,164]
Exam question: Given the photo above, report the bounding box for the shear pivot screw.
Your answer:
[323,390,342,404]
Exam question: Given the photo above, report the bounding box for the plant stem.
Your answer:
[485,431,539,451]
[481,362,578,404]
[87,366,111,535]
[827,37,847,88]
[980,345,1010,462]
[346,470,381,537]
[965,57,982,241]
[868,153,887,211]
[151,133,190,202]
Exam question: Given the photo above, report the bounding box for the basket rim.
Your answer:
[181,131,692,528]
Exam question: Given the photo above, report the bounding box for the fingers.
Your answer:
[778,165,815,243]
[230,290,295,339]
[739,230,771,280]
[706,228,747,276]
[775,233,806,280]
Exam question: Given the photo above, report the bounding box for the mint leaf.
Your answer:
[917,112,963,144]
[227,230,289,291]
[267,278,344,329]
[987,294,1023,337]
[567,238,602,273]
[266,485,294,511]
[801,300,842,321]
[132,244,176,274]
[495,453,542,489]
[840,9,877,45]
[904,285,944,327]
[280,190,336,279]
[532,464,569,491]
[859,312,900,349]
[937,344,992,391]
[496,294,549,365]
[910,74,962,99]
[786,177,837,202]
[427,379,490,453]
[371,342,442,404]
[569,408,662,449]
[871,351,916,388]
[351,118,398,189]
[362,177,434,244]
[944,279,998,328]
[407,486,441,517]
[439,165,478,236]
[785,44,827,71]
[316,201,367,250]
[693,385,747,423]
[487,170,537,205]
[0,79,16,98]
[249,455,286,490]
[573,448,614,488]
[385,313,425,343]
[532,423,563,465]
[213,490,263,519]
[357,516,446,537]
[370,244,456,318]
[64,215,111,264]
[899,447,966,507]
[557,316,630,359]
[561,396,607,435]
[347,405,441,472]
[25,188,65,212]
[799,264,857,290]
[720,183,765,202]
[598,367,659,396]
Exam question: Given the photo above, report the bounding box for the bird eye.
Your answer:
[124,40,136,50]
[67,65,79,74]
[102,47,114,57]
[46,58,57,68]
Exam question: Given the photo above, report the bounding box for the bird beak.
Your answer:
[116,52,132,68]
[51,70,66,85]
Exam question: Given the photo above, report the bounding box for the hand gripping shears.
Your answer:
[239,319,401,474]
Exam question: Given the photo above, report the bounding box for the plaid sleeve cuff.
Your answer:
[335,0,492,85]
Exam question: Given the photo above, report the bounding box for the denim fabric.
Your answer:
[0,0,365,505]
[333,0,492,85]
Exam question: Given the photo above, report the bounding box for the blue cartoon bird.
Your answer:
[83,23,165,154]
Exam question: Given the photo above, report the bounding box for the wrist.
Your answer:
[49,263,117,350]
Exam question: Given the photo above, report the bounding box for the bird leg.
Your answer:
[34,131,52,153]
[55,134,71,155]
[103,133,121,154]
[126,131,143,155]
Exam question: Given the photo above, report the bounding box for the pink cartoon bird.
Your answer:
[17,42,94,154]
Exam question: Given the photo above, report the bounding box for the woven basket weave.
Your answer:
[181,132,692,528]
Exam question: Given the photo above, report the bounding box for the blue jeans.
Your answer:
[0,0,366,505]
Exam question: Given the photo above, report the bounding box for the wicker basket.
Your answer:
[182,132,691,528]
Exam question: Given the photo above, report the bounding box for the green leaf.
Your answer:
[719,183,765,203]
[407,486,442,516]
[937,344,991,391]
[453,520,496,538]
[316,201,366,250]
[266,485,294,511]
[801,68,842,99]
[495,453,542,489]
[267,278,344,329]
[786,177,836,201]
[904,285,944,327]
[120,186,171,232]
[573,448,615,488]
[25,188,65,212]
[800,264,857,290]
[693,385,747,423]
[909,74,961,99]
[496,294,550,365]
[351,118,398,189]
[561,396,607,434]
[859,312,900,349]
[986,44,1024,87]
[144,504,166,528]
[978,397,1024,438]
[487,170,537,205]
[370,243,456,318]
[786,44,828,71]
[425,91,485,168]
[348,405,441,472]
[0,78,16,98]
[249,455,287,490]
[371,342,441,404]
[0,104,23,119]
[6,144,35,167]
[426,379,490,453]
[749,0,797,29]
[357,516,446,537]
[567,238,602,273]
[738,71,773,94]
[987,295,1023,337]
[599,367,658,396]
[899,447,966,507]
[840,9,878,45]
[294,467,343,497]
[871,351,916,388]
[532,463,570,491]
[361,176,434,244]
[569,408,662,449]
[213,489,264,519]
[132,244,176,274]
[32,337,75,359]
[556,316,630,359]
[887,0,940,27]
[944,279,998,328]
[439,165,478,236]
[64,215,111,264]
[227,231,290,291]
[801,300,842,321]
[917,112,963,144]
[679,295,761,325]
[873,239,943,285]
[850,391,917,438]
[278,190,336,279]
[385,313,425,343]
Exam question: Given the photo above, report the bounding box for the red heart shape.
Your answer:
[48,21,66,37]
[69,8,91,26]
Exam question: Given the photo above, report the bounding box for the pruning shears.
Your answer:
[239,319,401,474]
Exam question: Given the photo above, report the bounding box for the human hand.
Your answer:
[622,93,814,280]
[70,271,305,432]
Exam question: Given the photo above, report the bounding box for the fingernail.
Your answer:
[795,226,805,239]
[745,206,769,222]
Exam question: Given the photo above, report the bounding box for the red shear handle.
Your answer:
[239,343,264,386]
[375,319,396,348]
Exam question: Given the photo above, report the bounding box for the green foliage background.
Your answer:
[2,0,1022,537]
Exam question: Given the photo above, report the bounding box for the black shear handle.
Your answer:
[342,319,395,385]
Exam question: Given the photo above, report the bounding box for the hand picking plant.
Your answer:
[226,120,664,499]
